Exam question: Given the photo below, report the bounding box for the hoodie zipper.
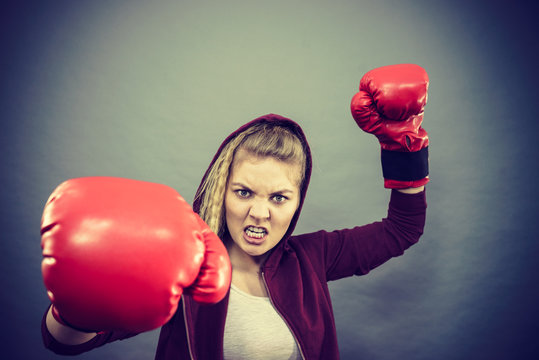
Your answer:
[182,299,195,360]
[261,271,306,360]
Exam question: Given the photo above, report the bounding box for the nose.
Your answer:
[248,199,270,221]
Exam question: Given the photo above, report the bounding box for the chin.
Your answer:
[243,245,269,258]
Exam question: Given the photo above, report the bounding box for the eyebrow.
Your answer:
[229,182,295,194]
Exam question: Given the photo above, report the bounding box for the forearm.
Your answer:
[42,305,138,355]
[385,188,427,246]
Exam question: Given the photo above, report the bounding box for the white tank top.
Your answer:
[223,284,302,360]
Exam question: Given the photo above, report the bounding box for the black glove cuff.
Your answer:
[381,146,429,181]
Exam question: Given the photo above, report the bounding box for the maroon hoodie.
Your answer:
[42,114,427,359]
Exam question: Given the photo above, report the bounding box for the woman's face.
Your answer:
[224,148,302,262]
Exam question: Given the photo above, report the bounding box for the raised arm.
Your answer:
[320,63,430,278]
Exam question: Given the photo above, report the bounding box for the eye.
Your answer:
[235,189,251,198]
[272,194,288,203]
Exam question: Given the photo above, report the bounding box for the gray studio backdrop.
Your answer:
[2,0,538,359]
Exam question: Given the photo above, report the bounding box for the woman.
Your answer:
[42,64,429,359]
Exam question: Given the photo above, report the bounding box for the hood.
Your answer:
[192,113,312,245]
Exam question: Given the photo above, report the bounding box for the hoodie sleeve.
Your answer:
[41,305,138,355]
[296,189,427,281]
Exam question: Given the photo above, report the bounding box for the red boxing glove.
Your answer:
[41,177,231,333]
[350,63,430,188]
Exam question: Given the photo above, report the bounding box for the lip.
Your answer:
[243,227,268,245]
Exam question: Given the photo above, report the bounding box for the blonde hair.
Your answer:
[196,122,307,238]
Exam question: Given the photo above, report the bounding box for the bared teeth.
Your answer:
[245,226,266,238]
